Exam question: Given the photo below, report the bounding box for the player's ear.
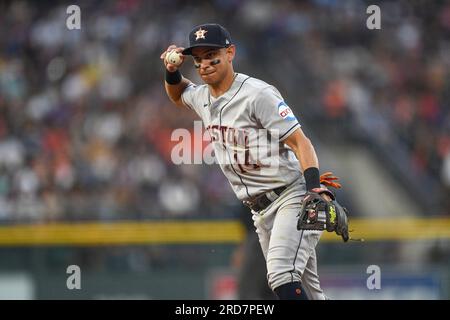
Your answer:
[226,45,236,62]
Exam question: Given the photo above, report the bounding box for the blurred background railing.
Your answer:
[0,218,449,299]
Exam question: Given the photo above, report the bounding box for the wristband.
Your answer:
[165,69,182,85]
[304,167,321,191]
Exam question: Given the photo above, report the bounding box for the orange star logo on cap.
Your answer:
[194,28,208,40]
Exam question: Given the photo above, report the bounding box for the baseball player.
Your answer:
[161,23,344,300]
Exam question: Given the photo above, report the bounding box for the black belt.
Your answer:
[243,186,287,212]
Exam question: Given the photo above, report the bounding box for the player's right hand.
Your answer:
[160,45,185,72]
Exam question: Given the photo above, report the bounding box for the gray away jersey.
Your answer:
[181,73,305,201]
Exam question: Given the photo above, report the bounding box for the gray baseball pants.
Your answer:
[251,181,327,300]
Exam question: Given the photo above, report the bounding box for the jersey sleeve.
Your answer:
[253,86,301,141]
[180,83,197,110]
[180,83,208,122]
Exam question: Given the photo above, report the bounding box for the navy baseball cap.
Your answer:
[182,23,232,56]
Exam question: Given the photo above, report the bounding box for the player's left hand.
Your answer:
[310,187,335,202]
[297,190,350,242]
[320,171,342,189]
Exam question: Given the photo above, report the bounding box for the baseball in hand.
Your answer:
[166,50,182,66]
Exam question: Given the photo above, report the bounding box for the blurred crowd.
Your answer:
[0,0,449,222]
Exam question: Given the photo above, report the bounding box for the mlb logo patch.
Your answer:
[278,102,296,121]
